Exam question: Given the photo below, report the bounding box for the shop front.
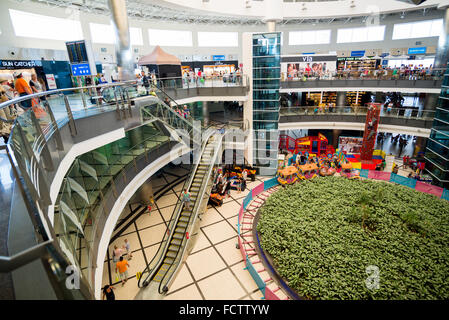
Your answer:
[337,57,381,72]
[181,60,239,78]
[0,59,73,90]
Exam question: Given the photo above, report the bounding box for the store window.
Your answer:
[392,19,443,40]
[198,32,238,47]
[90,23,143,46]
[289,30,331,45]
[336,25,385,43]
[148,29,193,46]
[9,9,83,41]
[387,58,435,69]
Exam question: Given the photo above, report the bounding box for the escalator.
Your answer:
[136,131,223,299]
[127,83,228,298]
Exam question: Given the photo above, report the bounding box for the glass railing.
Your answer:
[147,74,248,91]
[0,68,251,299]
[280,68,445,82]
[2,75,243,299]
[0,81,144,299]
[54,123,171,289]
[280,105,436,120]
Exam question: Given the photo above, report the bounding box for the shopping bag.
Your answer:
[115,273,119,282]
[31,98,47,119]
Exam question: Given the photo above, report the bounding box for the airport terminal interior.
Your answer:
[1,0,449,301]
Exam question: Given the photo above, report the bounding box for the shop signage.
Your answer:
[281,55,337,63]
[46,74,57,89]
[213,55,226,61]
[71,63,92,76]
[351,50,366,57]
[0,59,42,70]
[407,47,427,55]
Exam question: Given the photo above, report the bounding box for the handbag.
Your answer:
[31,98,47,119]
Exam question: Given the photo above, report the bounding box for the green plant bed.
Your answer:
[257,177,449,299]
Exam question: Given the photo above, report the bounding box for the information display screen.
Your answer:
[71,63,91,76]
[66,40,89,64]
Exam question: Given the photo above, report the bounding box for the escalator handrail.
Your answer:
[157,132,224,293]
[141,102,198,144]
[137,127,217,288]
[149,84,202,139]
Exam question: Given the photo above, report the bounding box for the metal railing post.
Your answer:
[43,101,64,151]
[81,90,87,109]
[30,110,54,172]
[63,95,77,136]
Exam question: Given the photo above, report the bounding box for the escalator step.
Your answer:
[166,251,177,258]
[171,239,182,246]
[175,226,186,233]
[168,244,180,251]
[173,232,184,239]
[179,216,189,222]
[163,257,174,264]
[177,221,187,228]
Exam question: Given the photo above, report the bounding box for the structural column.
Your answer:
[434,5,449,69]
[336,91,347,111]
[423,93,439,113]
[202,101,209,126]
[108,0,134,81]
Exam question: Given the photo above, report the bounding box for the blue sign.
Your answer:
[71,63,91,76]
[382,60,388,66]
[212,55,226,61]
[407,47,427,55]
[351,50,365,57]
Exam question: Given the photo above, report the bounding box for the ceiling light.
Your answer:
[350,1,356,8]
[400,11,405,19]
[302,3,307,10]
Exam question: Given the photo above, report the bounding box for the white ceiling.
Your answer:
[19,0,449,25]
[156,0,449,19]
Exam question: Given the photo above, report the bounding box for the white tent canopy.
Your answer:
[137,46,181,66]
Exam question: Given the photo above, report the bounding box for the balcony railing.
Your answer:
[280,105,435,120]
[280,68,446,82]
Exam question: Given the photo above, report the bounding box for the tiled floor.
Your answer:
[102,167,269,300]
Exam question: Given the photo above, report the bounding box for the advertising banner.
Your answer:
[338,136,363,154]
[45,74,57,89]
[281,55,337,80]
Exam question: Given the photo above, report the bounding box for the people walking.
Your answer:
[115,256,130,286]
[102,285,116,300]
[141,71,150,95]
[14,72,33,110]
[112,245,123,265]
[124,239,132,260]
[181,189,191,211]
